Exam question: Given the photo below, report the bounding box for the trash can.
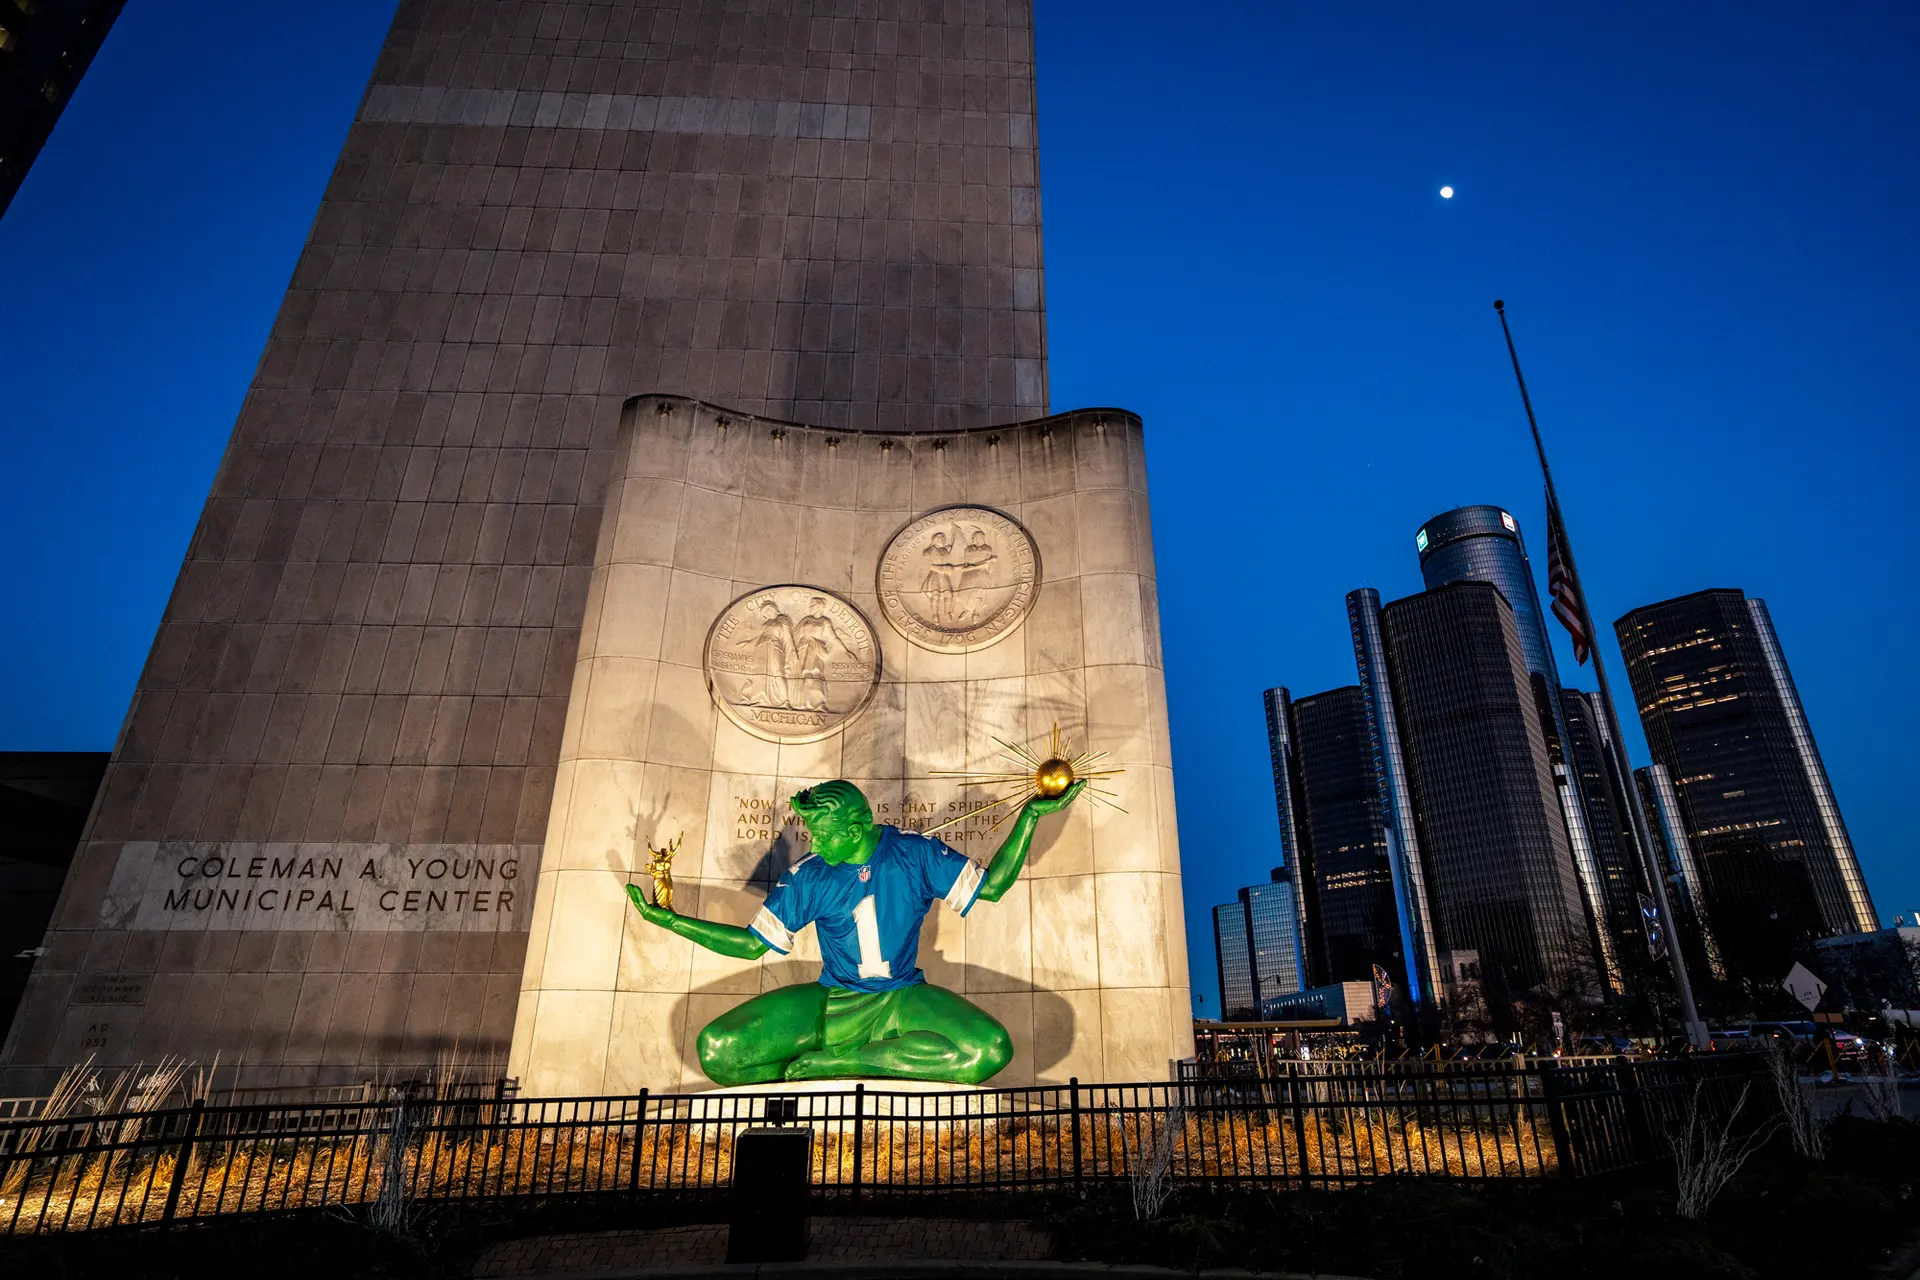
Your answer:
[726,1124,811,1263]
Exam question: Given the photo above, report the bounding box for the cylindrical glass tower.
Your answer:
[1416,507,1556,674]
[1415,506,1624,992]
[1263,687,1320,990]
[1347,588,1442,1010]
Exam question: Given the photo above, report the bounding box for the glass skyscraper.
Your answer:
[1380,581,1596,1000]
[1415,506,1623,991]
[1616,589,1875,981]
[1348,589,1443,1010]
[1262,687,1320,990]
[1636,763,1728,981]
[1211,870,1308,1023]
[1219,686,1318,1022]
[1292,687,1401,985]
[1212,901,1256,1020]
[1244,877,1306,1011]
[1416,507,1556,674]
[1561,688,1649,962]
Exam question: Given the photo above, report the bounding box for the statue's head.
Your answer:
[790,780,878,864]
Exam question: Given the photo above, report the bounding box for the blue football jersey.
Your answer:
[748,826,986,992]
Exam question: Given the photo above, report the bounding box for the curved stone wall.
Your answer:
[509,394,1190,1093]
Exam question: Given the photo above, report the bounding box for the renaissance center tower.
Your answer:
[1414,506,1627,991]
[3,2,1192,1094]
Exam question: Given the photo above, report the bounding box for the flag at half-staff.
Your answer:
[1545,495,1591,666]
[1495,297,1707,1047]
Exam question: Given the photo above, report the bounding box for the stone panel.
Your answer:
[511,398,1190,1093]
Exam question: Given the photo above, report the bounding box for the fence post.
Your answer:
[160,1099,206,1225]
[850,1083,865,1202]
[627,1089,649,1196]
[1617,1059,1648,1166]
[1068,1077,1083,1191]
[1539,1063,1574,1178]
[1286,1066,1310,1189]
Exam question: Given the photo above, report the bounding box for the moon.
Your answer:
[1439,185,1454,199]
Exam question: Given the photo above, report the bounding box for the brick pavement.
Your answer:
[473,1217,1053,1277]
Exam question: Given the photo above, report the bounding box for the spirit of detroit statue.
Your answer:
[626,778,1084,1086]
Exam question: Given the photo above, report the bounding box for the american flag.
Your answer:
[1638,892,1668,960]
[1545,497,1591,666]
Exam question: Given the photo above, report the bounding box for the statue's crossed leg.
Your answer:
[696,982,1013,1086]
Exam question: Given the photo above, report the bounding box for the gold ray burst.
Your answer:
[918,723,1126,837]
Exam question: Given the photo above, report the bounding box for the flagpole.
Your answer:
[1493,300,1709,1049]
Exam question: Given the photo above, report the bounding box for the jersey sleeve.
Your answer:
[910,833,986,917]
[749,858,813,954]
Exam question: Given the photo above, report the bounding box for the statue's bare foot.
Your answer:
[783,1050,853,1081]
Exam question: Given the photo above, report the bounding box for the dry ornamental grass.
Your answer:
[1,1095,1563,1234]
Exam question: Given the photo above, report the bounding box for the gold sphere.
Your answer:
[1034,758,1076,799]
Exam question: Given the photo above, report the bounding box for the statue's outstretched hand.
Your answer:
[622,883,770,959]
[625,882,674,926]
[1023,778,1087,817]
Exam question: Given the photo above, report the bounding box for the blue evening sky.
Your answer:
[1,3,1914,1015]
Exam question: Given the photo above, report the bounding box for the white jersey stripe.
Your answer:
[749,905,795,954]
[944,859,986,915]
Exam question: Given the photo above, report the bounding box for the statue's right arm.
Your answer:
[624,884,770,959]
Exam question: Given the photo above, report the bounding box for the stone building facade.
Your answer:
[1,1,1192,1092]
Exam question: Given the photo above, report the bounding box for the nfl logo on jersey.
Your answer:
[858,866,872,882]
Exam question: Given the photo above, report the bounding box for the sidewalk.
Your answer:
[475,1218,1051,1276]
[481,1262,1361,1280]
[471,1218,1368,1280]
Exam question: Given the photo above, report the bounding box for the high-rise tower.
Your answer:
[1211,868,1307,1022]
[1560,689,1649,964]
[1212,901,1255,1020]
[1290,687,1397,984]
[1261,688,1319,990]
[1616,589,1874,980]
[1346,589,1441,1009]
[1635,763,1727,981]
[1415,505,1623,991]
[1380,582,1596,1000]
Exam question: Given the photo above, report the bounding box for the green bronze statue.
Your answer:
[626,778,1084,1085]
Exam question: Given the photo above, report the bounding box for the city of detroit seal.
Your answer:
[876,505,1039,654]
[703,586,881,744]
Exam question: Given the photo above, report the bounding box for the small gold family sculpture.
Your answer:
[643,834,681,910]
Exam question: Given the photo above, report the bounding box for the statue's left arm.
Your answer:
[976,780,1086,903]
[625,887,772,960]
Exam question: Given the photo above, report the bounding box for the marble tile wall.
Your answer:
[510,397,1192,1094]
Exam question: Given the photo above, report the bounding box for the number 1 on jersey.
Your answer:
[852,894,892,980]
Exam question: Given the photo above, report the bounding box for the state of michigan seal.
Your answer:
[704,586,881,743]
[877,506,1039,653]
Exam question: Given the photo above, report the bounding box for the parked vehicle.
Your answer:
[1825,1029,1867,1055]
[1708,1028,1751,1051]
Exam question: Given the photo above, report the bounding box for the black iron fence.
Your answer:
[0,1055,1773,1236]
